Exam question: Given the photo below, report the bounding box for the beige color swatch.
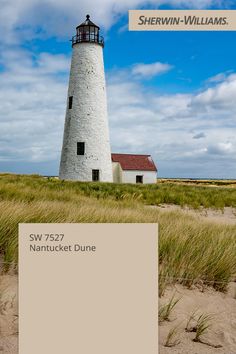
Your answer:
[19,223,158,354]
[129,10,236,31]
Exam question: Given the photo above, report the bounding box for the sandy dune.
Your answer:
[0,275,18,354]
[157,205,236,225]
[160,283,236,354]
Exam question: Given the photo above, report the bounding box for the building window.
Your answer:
[92,169,100,181]
[69,96,73,109]
[77,142,85,155]
[136,175,143,184]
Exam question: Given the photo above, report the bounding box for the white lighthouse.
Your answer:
[59,15,113,182]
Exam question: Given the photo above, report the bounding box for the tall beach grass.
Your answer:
[0,173,235,293]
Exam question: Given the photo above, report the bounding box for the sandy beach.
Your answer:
[0,275,17,354]
[160,283,236,354]
[156,205,236,225]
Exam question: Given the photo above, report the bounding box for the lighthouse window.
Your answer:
[77,142,85,155]
[92,169,100,182]
[69,96,73,109]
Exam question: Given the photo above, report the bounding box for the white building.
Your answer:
[59,15,113,182]
[112,154,157,184]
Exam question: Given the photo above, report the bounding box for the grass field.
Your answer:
[0,173,235,293]
[0,173,235,208]
[158,178,236,188]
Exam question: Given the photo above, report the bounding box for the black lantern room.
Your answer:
[72,15,104,47]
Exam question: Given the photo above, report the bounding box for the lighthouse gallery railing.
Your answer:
[72,33,104,47]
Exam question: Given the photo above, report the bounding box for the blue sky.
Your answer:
[0,0,236,178]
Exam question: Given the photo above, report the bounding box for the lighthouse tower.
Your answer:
[59,15,113,182]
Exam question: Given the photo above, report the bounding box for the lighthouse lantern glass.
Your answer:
[73,16,104,47]
[77,26,98,42]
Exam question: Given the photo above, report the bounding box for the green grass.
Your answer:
[159,293,180,322]
[0,173,236,209]
[0,173,236,293]
[159,178,236,187]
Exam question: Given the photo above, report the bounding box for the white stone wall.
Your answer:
[59,42,113,182]
[112,162,122,183]
[122,170,157,184]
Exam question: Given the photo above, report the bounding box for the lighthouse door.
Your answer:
[92,169,100,181]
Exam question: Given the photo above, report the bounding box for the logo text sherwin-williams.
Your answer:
[138,16,228,26]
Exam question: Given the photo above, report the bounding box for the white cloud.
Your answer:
[37,53,70,74]
[107,68,236,177]
[0,49,69,162]
[132,62,173,79]
[207,71,232,83]
[207,142,234,155]
[193,73,236,111]
[107,61,173,84]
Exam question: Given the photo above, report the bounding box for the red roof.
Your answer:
[111,153,157,172]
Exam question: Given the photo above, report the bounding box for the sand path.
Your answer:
[156,205,236,225]
[0,275,18,354]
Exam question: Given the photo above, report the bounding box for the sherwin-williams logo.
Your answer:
[138,15,228,26]
[129,10,236,31]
